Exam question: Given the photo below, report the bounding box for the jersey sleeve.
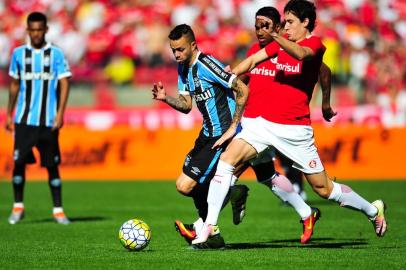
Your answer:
[54,49,72,79]
[8,50,20,79]
[301,36,326,55]
[199,55,236,89]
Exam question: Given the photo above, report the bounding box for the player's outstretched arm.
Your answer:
[5,78,20,132]
[271,32,315,60]
[232,48,269,76]
[152,81,192,114]
[319,62,337,122]
[53,77,70,130]
[213,78,249,148]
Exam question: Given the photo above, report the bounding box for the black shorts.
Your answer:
[183,132,228,185]
[13,124,61,167]
[249,147,276,182]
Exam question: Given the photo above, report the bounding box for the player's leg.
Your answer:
[305,172,387,236]
[176,173,208,222]
[270,123,386,237]
[8,124,37,224]
[251,148,312,218]
[176,134,230,247]
[192,138,258,245]
[174,173,203,243]
[38,127,70,224]
[249,147,319,243]
[229,163,250,225]
[8,163,27,224]
[277,151,307,200]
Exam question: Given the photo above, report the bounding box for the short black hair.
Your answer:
[284,0,316,32]
[168,24,196,42]
[255,7,281,26]
[27,11,47,25]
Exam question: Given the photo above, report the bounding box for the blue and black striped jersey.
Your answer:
[9,42,71,127]
[178,52,237,137]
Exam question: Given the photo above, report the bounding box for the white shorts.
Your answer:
[235,117,324,174]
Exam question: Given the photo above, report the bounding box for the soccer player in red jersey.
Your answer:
[240,7,335,204]
[193,0,387,247]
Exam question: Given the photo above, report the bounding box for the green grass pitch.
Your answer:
[0,180,405,269]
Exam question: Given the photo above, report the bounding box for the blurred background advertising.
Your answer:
[0,0,405,180]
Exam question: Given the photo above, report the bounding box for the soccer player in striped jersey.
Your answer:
[6,12,71,225]
[152,24,250,248]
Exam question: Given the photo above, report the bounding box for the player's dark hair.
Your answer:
[168,24,196,42]
[27,11,47,25]
[255,7,281,26]
[284,0,316,32]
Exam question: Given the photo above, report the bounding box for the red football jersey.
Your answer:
[243,42,279,118]
[261,35,325,125]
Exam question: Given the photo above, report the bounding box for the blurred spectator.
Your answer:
[104,54,135,85]
[0,20,11,68]
[0,0,405,120]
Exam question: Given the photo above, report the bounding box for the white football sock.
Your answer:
[53,207,64,214]
[13,202,24,208]
[193,218,204,237]
[270,173,311,219]
[205,160,234,225]
[328,182,377,218]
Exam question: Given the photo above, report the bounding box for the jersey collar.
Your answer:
[190,51,201,67]
[26,42,52,50]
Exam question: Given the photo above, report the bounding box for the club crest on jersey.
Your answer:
[44,56,51,66]
[194,90,213,102]
[193,77,201,87]
[309,160,317,168]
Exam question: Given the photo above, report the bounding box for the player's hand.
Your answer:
[152,82,166,101]
[52,113,64,130]
[224,65,231,72]
[212,126,237,149]
[5,115,14,132]
[322,105,337,122]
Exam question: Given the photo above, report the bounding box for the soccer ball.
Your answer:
[118,219,151,251]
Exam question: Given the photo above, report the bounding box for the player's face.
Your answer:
[283,12,309,42]
[170,36,196,66]
[255,17,275,48]
[27,21,48,49]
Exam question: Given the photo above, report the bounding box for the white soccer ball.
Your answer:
[118,219,151,251]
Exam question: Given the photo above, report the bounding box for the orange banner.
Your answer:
[0,125,405,181]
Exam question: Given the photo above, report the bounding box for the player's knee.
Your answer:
[312,185,331,199]
[219,152,238,167]
[176,181,193,196]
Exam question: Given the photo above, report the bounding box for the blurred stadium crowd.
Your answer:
[0,0,406,111]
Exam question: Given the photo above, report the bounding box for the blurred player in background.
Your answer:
[193,0,387,246]
[152,24,249,249]
[6,12,71,225]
